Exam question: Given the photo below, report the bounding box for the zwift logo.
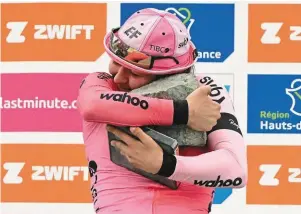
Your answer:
[100,93,149,110]
[286,79,301,116]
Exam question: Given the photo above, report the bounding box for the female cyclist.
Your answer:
[77,8,247,214]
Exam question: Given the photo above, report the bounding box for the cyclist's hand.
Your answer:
[107,126,163,174]
[186,85,221,132]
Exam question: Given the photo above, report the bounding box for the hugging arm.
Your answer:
[77,72,188,127]
[157,76,248,188]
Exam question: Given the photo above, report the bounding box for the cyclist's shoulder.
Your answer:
[80,71,116,89]
[85,71,113,79]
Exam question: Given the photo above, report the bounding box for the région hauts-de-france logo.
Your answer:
[164,8,195,36]
[286,79,301,116]
[248,75,301,134]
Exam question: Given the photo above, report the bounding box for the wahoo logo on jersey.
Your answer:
[100,93,149,110]
[194,175,243,187]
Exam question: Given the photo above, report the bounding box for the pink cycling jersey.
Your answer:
[77,72,247,214]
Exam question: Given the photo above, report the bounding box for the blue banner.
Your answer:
[120,3,235,63]
[248,75,301,133]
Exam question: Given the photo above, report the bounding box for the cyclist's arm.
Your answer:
[77,72,188,126]
[157,75,247,188]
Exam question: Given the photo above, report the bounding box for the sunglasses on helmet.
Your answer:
[109,28,182,70]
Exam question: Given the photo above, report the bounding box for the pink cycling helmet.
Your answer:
[103,8,198,76]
